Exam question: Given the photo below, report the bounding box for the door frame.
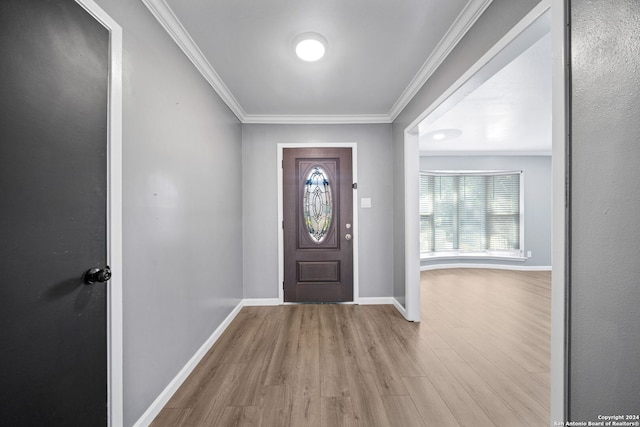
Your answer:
[402,0,567,423]
[74,1,123,426]
[277,143,359,304]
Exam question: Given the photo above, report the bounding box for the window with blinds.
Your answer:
[419,171,523,257]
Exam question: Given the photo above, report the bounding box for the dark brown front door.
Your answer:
[0,1,109,425]
[283,147,354,302]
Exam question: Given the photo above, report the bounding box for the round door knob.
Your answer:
[84,266,111,285]
[345,233,352,241]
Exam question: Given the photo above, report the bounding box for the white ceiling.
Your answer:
[142,0,493,123]
[419,31,552,155]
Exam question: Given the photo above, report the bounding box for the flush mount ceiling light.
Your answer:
[425,129,463,142]
[294,33,327,62]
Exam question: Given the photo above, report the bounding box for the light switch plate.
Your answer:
[361,198,372,208]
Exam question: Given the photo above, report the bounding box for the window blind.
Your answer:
[419,171,522,256]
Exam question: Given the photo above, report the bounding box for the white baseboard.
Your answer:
[132,300,244,427]
[357,297,395,305]
[392,298,409,320]
[421,263,552,272]
[242,298,281,306]
[244,297,400,306]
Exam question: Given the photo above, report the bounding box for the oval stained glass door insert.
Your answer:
[303,166,333,242]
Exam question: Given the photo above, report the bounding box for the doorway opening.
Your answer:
[402,1,566,423]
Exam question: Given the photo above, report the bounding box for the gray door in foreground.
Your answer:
[0,0,110,424]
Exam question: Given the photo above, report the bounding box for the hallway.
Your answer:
[151,269,550,426]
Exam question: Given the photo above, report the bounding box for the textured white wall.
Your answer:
[569,0,640,419]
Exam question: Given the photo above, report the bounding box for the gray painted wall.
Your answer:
[392,0,543,304]
[569,0,640,419]
[242,124,393,299]
[94,1,243,425]
[420,155,552,268]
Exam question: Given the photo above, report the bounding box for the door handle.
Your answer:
[84,266,111,285]
[345,233,352,241]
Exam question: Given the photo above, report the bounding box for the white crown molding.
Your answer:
[142,0,492,125]
[242,114,392,125]
[388,0,494,121]
[140,0,247,122]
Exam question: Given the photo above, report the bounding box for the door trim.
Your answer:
[277,143,359,304]
[74,1,123,426]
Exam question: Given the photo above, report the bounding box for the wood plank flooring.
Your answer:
[151,269,551,427]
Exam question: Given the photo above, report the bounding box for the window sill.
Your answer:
[421,252,526,262]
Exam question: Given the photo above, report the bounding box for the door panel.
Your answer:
[283,148,353,302]
[0,1,109,425]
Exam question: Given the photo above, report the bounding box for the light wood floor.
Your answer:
[151,269,551,426]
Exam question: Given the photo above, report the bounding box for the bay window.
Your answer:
[419,171,523,258]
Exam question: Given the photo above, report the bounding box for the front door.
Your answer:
[283,147,354,302]
[0,1,110,425]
